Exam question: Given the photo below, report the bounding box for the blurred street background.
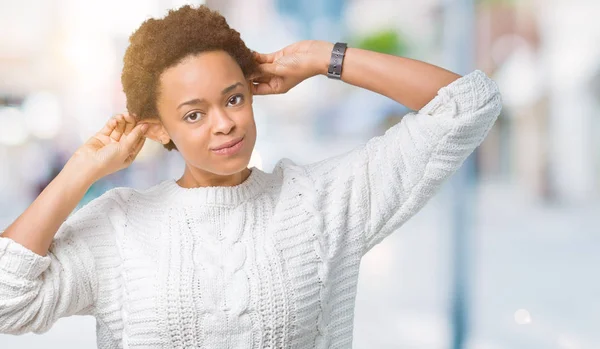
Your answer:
[1,0,599,348]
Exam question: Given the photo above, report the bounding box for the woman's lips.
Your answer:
[212,136,243,150]
[211,137,244,156]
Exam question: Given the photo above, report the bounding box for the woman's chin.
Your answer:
[211,157,252,176]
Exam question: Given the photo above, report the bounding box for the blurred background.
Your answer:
[1,0,599,348]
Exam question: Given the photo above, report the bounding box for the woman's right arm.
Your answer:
[2,160,95,256]
[2,113,148,256]
[0,113,148,334]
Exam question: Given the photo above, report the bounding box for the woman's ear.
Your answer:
[139,118,171,145]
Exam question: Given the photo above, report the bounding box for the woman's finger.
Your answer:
[94,134,112,145]
[110,114,127,141]
[258,63,278,76]
[252,82,275,95]
[248,71,264,82]
[123,112,136,135]
[99,118,117,137]
[122,123,148,151]
[250,72,272,84]
[129,135,146,158]
[125,126,148,163]
[253,51,275,64]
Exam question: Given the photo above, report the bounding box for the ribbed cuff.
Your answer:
[0,236,51,280]
[420,70,496,117]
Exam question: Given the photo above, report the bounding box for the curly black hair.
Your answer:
[121,4,260,151]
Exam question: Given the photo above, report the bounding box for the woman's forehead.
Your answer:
[159,52,245,100]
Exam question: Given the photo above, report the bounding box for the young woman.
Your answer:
[0,4,502,349]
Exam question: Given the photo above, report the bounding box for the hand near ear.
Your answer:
[70,112,149,182]
[250,40,333,95]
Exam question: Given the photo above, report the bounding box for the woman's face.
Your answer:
[150,50,257,176]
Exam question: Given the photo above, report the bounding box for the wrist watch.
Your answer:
[327,42,347,80]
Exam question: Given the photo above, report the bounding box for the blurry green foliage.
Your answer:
[350,29,409,56]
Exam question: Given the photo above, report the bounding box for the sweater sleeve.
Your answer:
[0,189,127,335]
[303,70,503,255]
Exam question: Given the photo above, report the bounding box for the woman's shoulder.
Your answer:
[74,180,166,215]
[69,186,135,223]
[60,181,168,234]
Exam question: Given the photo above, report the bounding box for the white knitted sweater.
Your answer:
[0,70,502,348]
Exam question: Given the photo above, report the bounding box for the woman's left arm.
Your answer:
[313,41,463,110]
[253,40,462,110]
[254,40,503,255]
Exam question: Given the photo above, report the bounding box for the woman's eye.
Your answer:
[184,112,203,123]
[227,94,244,106]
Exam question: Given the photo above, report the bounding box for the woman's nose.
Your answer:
[210,109,236,134]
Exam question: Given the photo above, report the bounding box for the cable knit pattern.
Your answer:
[276,161,334,348]
[192,206,252,347]
[0,70,502,348]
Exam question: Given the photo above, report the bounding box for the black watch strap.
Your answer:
[327,42,347,80]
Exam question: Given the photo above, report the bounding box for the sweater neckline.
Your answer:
[159,166,269,206]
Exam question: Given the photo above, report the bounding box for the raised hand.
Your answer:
[250,40,333,95]
[69,112,149,182]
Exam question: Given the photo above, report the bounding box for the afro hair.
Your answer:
[121,4,260,151]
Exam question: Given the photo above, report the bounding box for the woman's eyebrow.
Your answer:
[221,82,243,95]
[176,82,243,110]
